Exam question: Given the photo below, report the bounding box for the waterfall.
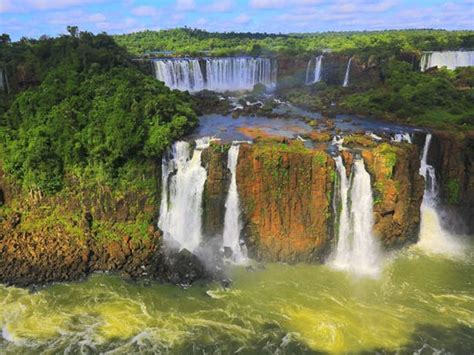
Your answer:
[416,134,464,256]
[154,59,205,92]
[392,133,412,144]
[158,139,210,252]
[331,157,382,276]
[222,144,247,263]
[305,55,323,85]
[153,57,277,92]
[342,57,352,87]
[420,51,474,71]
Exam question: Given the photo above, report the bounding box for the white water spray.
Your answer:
[331,157,382,276]
[392,133,412,144]
[420,51,474,72]
[342,57,352,87]
[416,134,464,256]
[158,139,209,252]
[222,144,247,263]
[154,57,277,92]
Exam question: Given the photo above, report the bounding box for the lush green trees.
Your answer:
[114,28,474,58]
[342,61,474,129]
[0,31,197,193]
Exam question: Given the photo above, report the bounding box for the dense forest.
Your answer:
[114,28,474,58]
[0,28,197,194]
[1,27,473,194]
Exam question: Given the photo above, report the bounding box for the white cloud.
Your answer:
[250,0,325,9]
[234,13,251,24]
[0,0,107,13]
[131,5,161,17]
[205,0,234,12]
[196,17,208,26]
[46,10,106,25]
[176,0,195,11]
[250,0,286,9]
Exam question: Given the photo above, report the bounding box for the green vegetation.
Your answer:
[342,61,474,130]
[0,28,197,194]
[114,28,474,58]
[446,178,461,204]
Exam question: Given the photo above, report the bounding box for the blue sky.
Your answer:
[1,0,473,40]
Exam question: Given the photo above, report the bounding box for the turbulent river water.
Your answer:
[1,243,472,354]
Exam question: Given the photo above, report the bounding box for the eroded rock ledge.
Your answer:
[1,131,468,286]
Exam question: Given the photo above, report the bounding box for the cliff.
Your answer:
[276,53,382,89]
[0,135,441,284]
[236,141,334,262]
[0,162,206,287]
[427,131,474,235]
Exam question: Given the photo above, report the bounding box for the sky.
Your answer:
[1,0,473,40]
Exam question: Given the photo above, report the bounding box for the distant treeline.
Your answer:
[114,28,474,58]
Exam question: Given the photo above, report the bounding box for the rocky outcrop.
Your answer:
[428,131,474,235]
[361,142,425,247]
[276,54,382,88]
[236,140,334,262]
[201,145,230,238]
[341,136,424,247]
[0,162,208,287]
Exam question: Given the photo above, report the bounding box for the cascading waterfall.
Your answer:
[331,157,382,276]
[342,57,352,87]
[416,134,463,256]
[154,59,205,91]
[392,133,412,144]
[305,55,323,85]
[222,144,247,263]
[420,51,474,72]
[153,57,277,92]
[158,138,210,252]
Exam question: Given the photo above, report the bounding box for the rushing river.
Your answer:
[1,244,473,354]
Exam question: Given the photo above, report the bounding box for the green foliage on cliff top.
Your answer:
[114,28,474,58]
[0,30,197,194]
[342,61,474,130]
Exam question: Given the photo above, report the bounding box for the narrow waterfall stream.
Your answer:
[158,139,209,252]
[222,144,247,263]
[331,156,382,276]
[342,57,352,87]
[305,55,323,84]
[416,134,464,256]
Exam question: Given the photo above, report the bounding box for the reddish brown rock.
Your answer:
[362,142,424,248]
[236,141,334,262]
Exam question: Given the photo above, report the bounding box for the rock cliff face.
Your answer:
[201,146,230,238]
[232,138,424,261]
[360,143,424,247]
[427,131,474,235]
[0,162,206,287]
[236,141,334,262]
[0,135,441,284]
[275,54,382,88]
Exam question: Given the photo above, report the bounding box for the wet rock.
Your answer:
[220,278,232,289]
[223,246,233,259]
[164,248,206,287]
[246,265,256,272]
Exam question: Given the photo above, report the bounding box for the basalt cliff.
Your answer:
[0,131,470,286]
